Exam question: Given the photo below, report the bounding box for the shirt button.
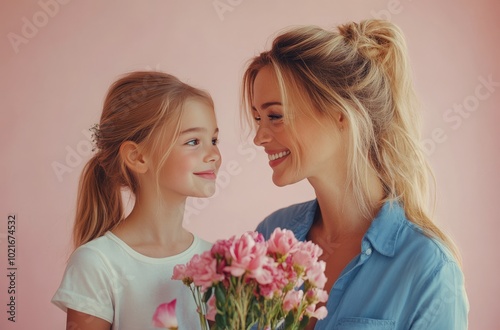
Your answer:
[365,248,372,256]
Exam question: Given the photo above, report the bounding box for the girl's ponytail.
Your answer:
[73,155,123,248]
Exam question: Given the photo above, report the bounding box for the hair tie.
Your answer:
[89,123,101,152]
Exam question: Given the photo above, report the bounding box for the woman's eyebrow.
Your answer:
[252,101,282,111]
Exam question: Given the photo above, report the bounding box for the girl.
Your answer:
[52,71,221,329]
[242,20,468,329]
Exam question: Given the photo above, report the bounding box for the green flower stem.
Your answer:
[189,284,209,330]
[233,277,247,329]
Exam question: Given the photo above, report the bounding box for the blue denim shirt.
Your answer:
[256,200,469,330]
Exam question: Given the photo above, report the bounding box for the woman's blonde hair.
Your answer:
[242,19,460,263]
[74,71,213,248]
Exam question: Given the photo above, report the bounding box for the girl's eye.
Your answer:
[254,116,262,125]
[212,138,219,146]
[186,139,200,146]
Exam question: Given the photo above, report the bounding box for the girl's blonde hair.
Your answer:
[74,71,213,248]
[242,19,461,263]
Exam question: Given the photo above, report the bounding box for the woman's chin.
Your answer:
[272,173,300,187]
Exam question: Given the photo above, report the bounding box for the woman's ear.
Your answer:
[338,112,345,124]
[337,112,346,132]
[119,141,149,174]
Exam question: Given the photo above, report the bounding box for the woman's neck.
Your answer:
[308,172,384,240]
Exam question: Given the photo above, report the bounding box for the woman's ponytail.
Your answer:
[341,20,461,264]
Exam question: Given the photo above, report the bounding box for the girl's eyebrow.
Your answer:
[179,127,219,135]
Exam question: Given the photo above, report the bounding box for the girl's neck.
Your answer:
[112,193,193,258]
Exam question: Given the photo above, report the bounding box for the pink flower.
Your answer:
[267,228,298,256]
[170,230,329,329]
[305,304,328,320]
[190,251,224,291]
[152,299,178,329]
[305,261,327,289]
[247,230,266,244]
[224,232,268,278]
[250,254,280,286]
[317,289,329,303]
[291,241,323,270]
[258,261,291,298]
[172,264,188,281]
[206,295,217,321]
[283,290,303,312]
[211,236,235,260]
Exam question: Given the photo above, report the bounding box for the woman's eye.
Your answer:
[186,139,200,146]
[212,138,219,146]
[268,114,283,121]
[254,116,262,124]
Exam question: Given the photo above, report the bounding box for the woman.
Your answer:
[242,19,468,329]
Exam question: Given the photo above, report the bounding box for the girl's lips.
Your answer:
[193,171,217,180]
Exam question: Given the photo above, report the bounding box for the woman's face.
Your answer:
[251,66,348,187]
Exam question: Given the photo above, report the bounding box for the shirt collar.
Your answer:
[364,201,406,257]
[287,200,319,241]
[288,199,405,258]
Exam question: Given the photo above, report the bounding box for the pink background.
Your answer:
[1,0,499,328]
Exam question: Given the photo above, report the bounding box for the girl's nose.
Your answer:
[205,144,221,164]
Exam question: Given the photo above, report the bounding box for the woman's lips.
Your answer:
[266,150,290,168]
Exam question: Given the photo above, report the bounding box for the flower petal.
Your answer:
[152,299,178,329]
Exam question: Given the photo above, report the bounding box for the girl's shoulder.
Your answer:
[67,232,119,268]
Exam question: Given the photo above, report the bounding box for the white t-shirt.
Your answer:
[52,232,212,330]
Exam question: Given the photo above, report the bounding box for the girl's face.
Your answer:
[251,66,347,187]
[156,99,221,199]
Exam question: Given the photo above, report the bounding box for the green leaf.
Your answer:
[298,315,310,329]
[215,285,226,305]
[203,288,213,303]
[284,312,295,328]
[215,313,226,329]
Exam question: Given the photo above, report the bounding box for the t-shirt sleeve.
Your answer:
[51,246,114,323]
[411,259,469,330]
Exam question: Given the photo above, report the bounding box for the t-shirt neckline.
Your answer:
[104,231,200,264]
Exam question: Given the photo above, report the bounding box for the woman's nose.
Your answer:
[253,125,272,146]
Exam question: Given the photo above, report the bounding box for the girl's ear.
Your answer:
[119,141,149,174]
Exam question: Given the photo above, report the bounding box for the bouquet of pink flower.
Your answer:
[165,228,328,330]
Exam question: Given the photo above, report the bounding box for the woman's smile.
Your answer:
[267,149,291,167]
